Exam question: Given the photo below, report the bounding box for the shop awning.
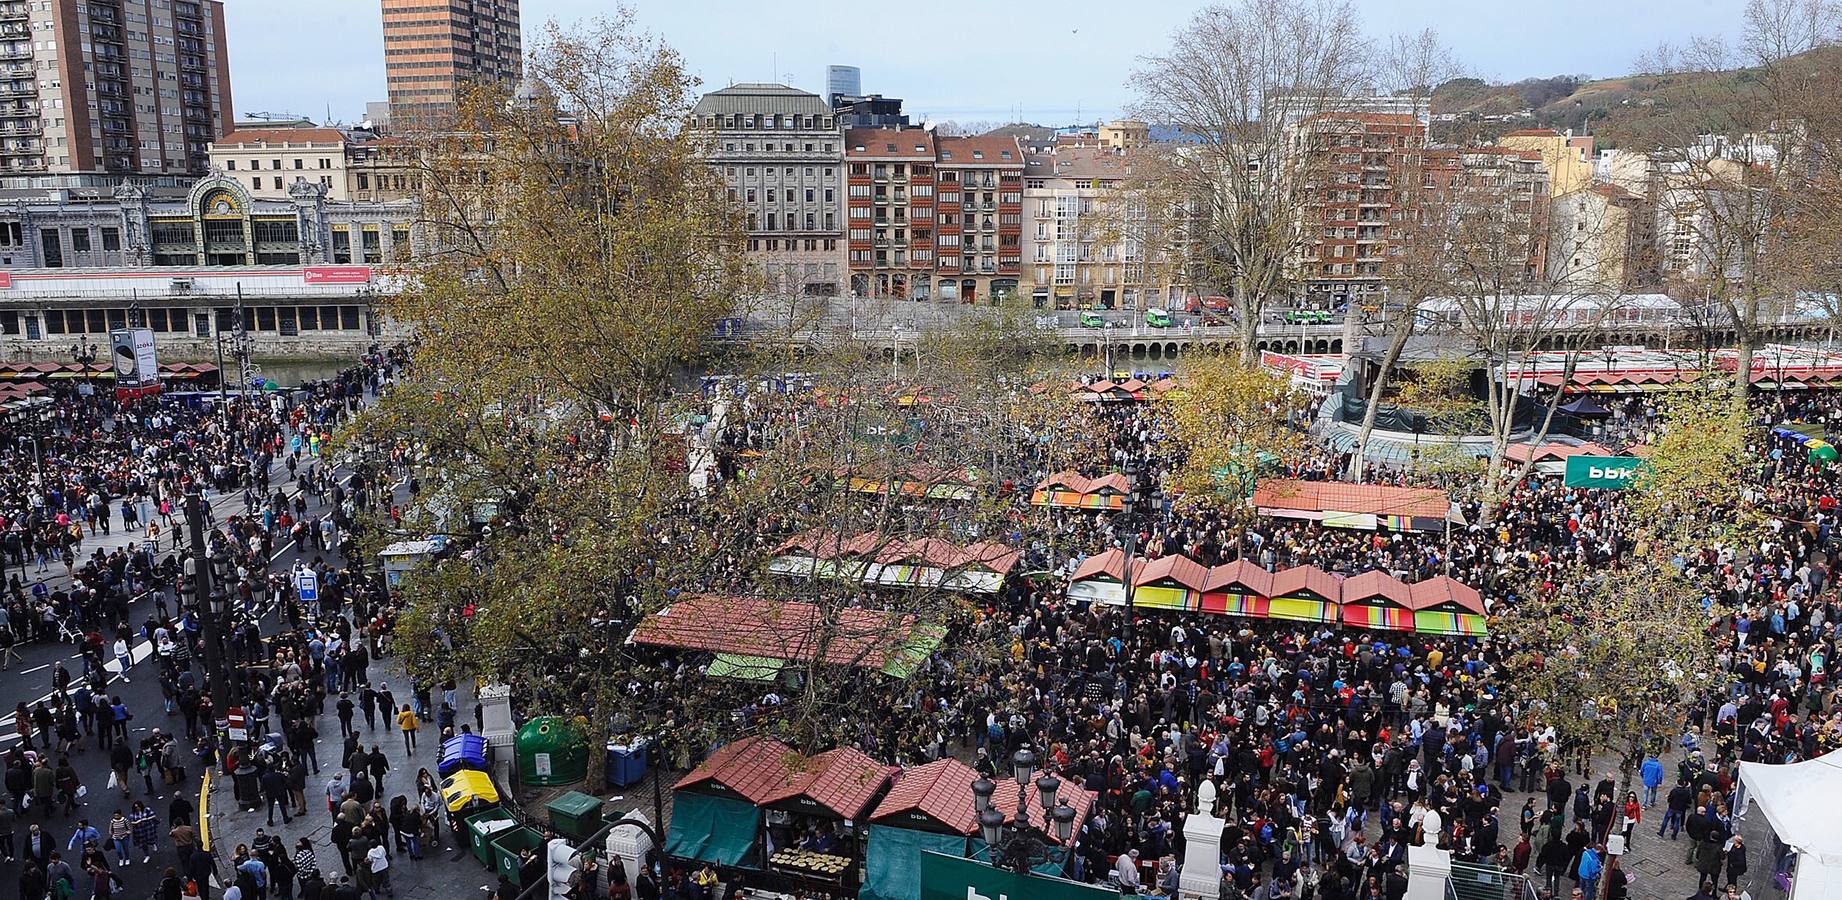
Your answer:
[665,792,759,867]
[707,653,785,682]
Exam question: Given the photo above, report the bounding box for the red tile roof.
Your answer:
[1252,479,1450,520]
[1133,553,1211,591]
[1407,576,1486,615]
[672,735,801,805]
[846,128,936,158]
[1034,472,1131,495]
[1502,442,1612,464]
[758,747,897,819]
[775,529,1019,576]
[1070,548,1127,583]
[935,135,1024,166]
[1339,570,1413,607]
[1201,559,1273,595]
[631,594,924,671]
[867,758,983,833]
[1269,565,1343,601]
[988,780,1098,847]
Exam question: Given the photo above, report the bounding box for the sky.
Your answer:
[226,0,1753,127]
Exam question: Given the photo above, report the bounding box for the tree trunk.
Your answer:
[1349,315,1414,480]
[1733,326,1755,410]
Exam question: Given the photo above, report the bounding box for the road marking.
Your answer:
[22,664,48,674]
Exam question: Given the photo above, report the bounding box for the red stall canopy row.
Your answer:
[1066,549,1488,636]
[767,529,1020,596]
[1030,471,1134,511]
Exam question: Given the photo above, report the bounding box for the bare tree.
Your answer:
[1129,0,1373,362]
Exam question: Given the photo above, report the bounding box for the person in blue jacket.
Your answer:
[1640,754,1666,808]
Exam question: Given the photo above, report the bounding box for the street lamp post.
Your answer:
[70,335,98,394]
[183,489,235,717]
[1117,462,1142,642]
[971,749,1078,876]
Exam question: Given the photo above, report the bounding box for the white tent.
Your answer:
[1738,750,1842,900]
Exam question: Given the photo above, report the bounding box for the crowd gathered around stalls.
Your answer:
[0,348,456,900]
[604,376,1839,900]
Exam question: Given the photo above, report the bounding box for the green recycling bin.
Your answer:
[514,716,590,786]
[463,808,514,868]
[547,791,605,841]
[490,824,546,885]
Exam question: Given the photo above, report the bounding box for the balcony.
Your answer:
[0,46,29,61]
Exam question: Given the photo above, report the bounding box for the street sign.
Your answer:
[1563,455,1646,489]
[295,569,319,604]
[226,707,248,742]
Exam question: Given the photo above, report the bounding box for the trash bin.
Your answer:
[464,808,515,868]
[490,825,546,885]
[440,734,490,776]
[547,791,605,841]
[604,737,650,788]
[515,717,589,786]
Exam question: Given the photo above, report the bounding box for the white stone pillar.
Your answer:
[478,682,516,782]
[604,810,656,886]
[1178,781,1225,900]
[1406,843,1452,900]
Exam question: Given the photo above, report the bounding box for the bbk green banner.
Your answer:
[919,852,1122,900]
[1564,455,1646,489]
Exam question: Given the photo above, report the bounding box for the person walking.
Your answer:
[105,811,130,868]
[1576,843,1603,900]
[394,707,417,754]
[127,803,158,864]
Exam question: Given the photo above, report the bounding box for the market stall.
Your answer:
[631,594,946,679]
[861,759,981,900]
[1338,570,1416,632]
[768,530,1020,596]
[1266,565,1344,624]
[1062,550,1488,637]
[1252,479,1454,532]
[1030,472,1133,511]
[757,747,898,897]
[666,735,798,869]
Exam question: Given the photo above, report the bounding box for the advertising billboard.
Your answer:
[110,328,160,400]
[1562,455,1645,489]
[302,265,373,285]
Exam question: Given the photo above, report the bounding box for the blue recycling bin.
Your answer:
[440,733,490,777]
[604,737,650,788]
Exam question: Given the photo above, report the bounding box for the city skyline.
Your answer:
[226,0,1751,127]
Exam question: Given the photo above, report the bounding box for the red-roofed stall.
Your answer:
[1252,479,1454,532]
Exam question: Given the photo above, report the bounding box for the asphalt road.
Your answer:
[0,412,385,898]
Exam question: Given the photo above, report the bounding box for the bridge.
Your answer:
[727,297,1841,363]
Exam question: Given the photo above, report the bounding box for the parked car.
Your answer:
[1079,311,1106,328]
[1145,308,1173,328]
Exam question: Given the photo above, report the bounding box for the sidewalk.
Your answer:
[203,647,494,899]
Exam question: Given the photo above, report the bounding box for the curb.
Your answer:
[200,768,213,852]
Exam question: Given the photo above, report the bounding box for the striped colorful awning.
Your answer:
[1029,489,1125,511]
[1343,604,1416,631]
[1412,610,1488,636]
[1268,595,1335,624]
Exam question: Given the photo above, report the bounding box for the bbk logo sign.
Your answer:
[1588,464,1636,481]
[1563,455,1647,490]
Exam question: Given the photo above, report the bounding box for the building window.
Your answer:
[71,228,91,252]
[392,227,411,261]
[331,227,351,263]
[226,159,236,170]
[361,228,382,263]
[101,227,120,251]
[40,228,61,267]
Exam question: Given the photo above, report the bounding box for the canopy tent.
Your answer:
[1064,552,1487,636]
[1738,750,1842,900]
[759,747,897,820]
[860,826,971,900]
[1558,395,1610,417]
[707,653,786,682]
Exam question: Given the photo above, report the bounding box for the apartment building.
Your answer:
[1019,146,1183,311]
[694,83,845,297]
[382,0,523,128]
[1291,112,1425,303]
[0,0,232,175]
[1497,129,1593,197]
[843,129,1023,303]
[1550,181,1652,291]
[1422,146,1553,282]
[209,125,349,199]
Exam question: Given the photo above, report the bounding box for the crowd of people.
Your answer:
[0,348,465,900]
[615,376,1839,900]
